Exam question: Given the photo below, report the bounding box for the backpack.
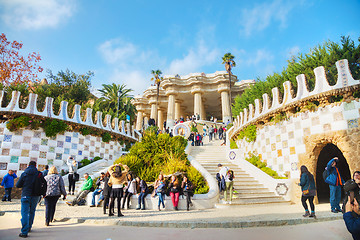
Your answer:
[32,171,47,196]
[227,170,234,181]
[196,135,200,141]
[322,168,329,182]
[113,165,122,178]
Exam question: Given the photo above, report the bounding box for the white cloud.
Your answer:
[245,49,274,66]
[0,0,75,30]
[287,46,300,58]
[240,0,296,36]
[166,39,220,75]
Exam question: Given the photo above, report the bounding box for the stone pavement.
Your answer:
[0,199,343,228]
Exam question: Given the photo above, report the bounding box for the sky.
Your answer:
[0,0,359,96]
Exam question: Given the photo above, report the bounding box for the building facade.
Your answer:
[133,71,254,130]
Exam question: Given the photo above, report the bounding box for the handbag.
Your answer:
[302,189,309,195]
[74,173,80,182]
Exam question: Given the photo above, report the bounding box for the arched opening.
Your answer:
[316,143,351,203]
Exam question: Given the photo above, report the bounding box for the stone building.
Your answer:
[132,71,255,130]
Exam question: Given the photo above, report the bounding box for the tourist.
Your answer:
[224,169,234,204]
[90,172,105,207]
[16,161,44,238]
[135,176,148,210]
[203,124,207,136]
[102,172,111,214]
[221,129,227,146]
[44,166,67,226]
[66,173,92,206]
[298,165,316,218]
[154,174,166,211]
[209,125,214,141]
[168,175,181,210]
[67,157,78,195]
[108,163,129,217]
[42,165,49,177]
[325,157,344,213]
[343,196,360,240]
[189,132,195,146]
[195,132,201,146]
[217,164,228,194]
[122,172,136,209]
[181,175,194,211]
[218,126,223,140]
[1,169,17,202]
[180,115,184,122]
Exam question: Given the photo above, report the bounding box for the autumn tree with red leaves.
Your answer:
[0,33,43,85]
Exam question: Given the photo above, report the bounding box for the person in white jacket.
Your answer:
[67,157,78,195]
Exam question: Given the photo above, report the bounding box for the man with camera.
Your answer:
[325,157,345,213]
[343,171,360,240]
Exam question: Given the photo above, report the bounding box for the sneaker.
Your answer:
[19,233,28,238]
[118,213,124,217]
[303,211,310,217]
[309,213,316,218]
[331,210,339,213]
[66,201,72,206]
[141,207,145,210]
[136,207,141,210]
[89,205,95,207]
[158,206,161,211]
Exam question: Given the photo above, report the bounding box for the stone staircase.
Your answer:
[189,140,289,207]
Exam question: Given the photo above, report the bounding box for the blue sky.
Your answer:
[0,0,359,96]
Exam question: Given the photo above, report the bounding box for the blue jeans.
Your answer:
[91,189,103,206]
[21,196,40,235]
[157,192,165,208]
[138,192,147,209]
[2,187,12,201]
[329,185,342,211]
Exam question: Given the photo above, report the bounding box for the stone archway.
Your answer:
[315,143,351,203]
[298,129,360,203]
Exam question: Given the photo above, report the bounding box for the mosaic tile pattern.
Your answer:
[3,135,12,142]
[10,156,19,163]
[0,163,8,170]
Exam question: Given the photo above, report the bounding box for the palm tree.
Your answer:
[151,69,163,124]
[96,83,135,122]
[222,53,236,122]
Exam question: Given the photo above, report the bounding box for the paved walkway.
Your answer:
[0,200,343,228]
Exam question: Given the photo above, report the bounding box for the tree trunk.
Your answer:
[228,68,233,122]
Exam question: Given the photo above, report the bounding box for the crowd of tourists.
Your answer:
[188,124,227,146]
[3,153,360,239]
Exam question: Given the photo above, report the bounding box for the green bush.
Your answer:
[79,127,91,136]
[237,125,257,142]
[101,132,112,142]
[93,156,102,161]
[190,124,198,132]
[245,152,286,179]
[115,131,208,194]
[6,115,31,132]
[80,158,91,167]
[43,119,69,137]
[230,139,238,149]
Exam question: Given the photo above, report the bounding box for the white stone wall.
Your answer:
[0,123,124,177]
[235,100,360,178]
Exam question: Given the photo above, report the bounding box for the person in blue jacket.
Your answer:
[344,196,360,240]
[1,169,17,201]
[325,157,345,213]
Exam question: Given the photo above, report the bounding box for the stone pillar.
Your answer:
[158,108,164,131]
[193,92,202,118]
[166,94,176,128]
[175,100,181,121]
[220,90,232,123]
[150,103,157,120]
[200,100,206,120]
[135,111,143,130]
[144,116,149,128]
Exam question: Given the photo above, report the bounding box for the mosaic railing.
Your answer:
[229,59,360,139]
[0,91,140,141]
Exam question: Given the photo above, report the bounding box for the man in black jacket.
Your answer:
[16,161,43,238]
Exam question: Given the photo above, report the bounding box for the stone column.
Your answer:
[143,116,149,128]
[158,108,164,131]
[135,110,143,130]
[220,90,232,123]
[150,103,157,120]
[193,92,202,118]
[175,100,181,121]
[166,94,176,128]
[200,99,206,120]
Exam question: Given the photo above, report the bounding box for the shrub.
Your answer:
[230,139,238,149]
[43,119,69,137]
[101,132,112,142]
[80,158,91,167]
[6,115,31,132]
[237,124,257,142]
[115,131,208,194]
[245,152,286,179]
[79,127,91,136]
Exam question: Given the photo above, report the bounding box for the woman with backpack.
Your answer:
[299,165,316,218]
[107,163,129,217]
[122,172,136,209]
[224,169,234,204]
[168,175,181,210]
[153,174,166,211]
[44,166,67,226]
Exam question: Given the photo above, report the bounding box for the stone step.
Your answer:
[215,199,290,207]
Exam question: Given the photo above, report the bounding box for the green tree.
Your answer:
[31,69,94,114]
[233,36,360,116]
[151,69,163,124]
[96,83,136,123]
[222,53,236,120]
